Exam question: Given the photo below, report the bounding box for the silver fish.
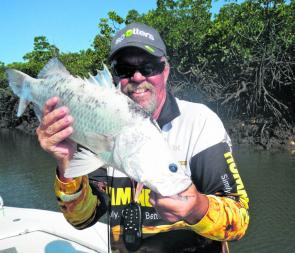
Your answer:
[6,58,192,196]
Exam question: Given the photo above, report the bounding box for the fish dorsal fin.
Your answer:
[87,73,99,86]
[93,65,115,89]
[38,58,70,79]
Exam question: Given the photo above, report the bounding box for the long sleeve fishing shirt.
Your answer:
[54,92,250,253]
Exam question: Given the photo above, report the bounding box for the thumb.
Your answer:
[149,191,157,206]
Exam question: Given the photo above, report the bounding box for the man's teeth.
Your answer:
[133,88,146,94]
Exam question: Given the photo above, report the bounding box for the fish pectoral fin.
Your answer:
[84,132,114,153]
[64,148,105,178]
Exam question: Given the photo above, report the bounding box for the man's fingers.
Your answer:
[149,191,196,211]
[40,106,69,130]
[45,115,74,135]
[47,127,73,148]
[43,97,59,115]
[39,126,73,152]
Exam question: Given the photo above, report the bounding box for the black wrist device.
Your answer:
[122,202,142,252]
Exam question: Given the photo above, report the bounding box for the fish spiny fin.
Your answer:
[93,65,114,89]
[102,65,114,88]
[6,69,36,117]
[87,73,99,86]
[65,148,105,178]
[38,58,70,79]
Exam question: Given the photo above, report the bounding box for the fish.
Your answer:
[6,58,192,196]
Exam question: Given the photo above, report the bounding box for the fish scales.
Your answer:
[39,76,133,137]
[6,58,192,196]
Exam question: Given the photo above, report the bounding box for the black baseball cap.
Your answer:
[109,23,167,60]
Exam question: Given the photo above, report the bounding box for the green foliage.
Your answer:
[59,49,106,77]
[125,10,141,24]
[23,36,60,74]
[2,36,61,79]
[92,32,111,66]
[2,0,294,129]
[92,12,126,68]
[202,0,295,124]
[0,61,7,89]
[24,36,60,61]
[143,0,213,69]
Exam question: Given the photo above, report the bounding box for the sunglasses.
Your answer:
[112,61,166,79]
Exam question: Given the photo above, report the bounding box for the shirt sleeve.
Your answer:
[54,174,107,229]
[188,142,250,241]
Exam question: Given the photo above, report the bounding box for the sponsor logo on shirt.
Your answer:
[224,152,249,208]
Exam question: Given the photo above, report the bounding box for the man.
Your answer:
[37,23,249,252]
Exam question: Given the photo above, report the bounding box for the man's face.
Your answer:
[112,48,169,118]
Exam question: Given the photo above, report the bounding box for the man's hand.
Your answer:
[36,97,76,180]
[149,184,209,224]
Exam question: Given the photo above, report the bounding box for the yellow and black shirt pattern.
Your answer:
[55,144,249,250]
[54,92,250,252]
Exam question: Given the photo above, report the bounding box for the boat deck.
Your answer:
[0,206,109,253]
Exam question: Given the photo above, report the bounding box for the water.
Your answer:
[229,146,295,252]
[0,129,295,252]
[0,129,57,211]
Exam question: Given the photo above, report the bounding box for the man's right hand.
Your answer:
[36,97,76,181]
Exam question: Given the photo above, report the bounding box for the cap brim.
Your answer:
[109,42,165,61]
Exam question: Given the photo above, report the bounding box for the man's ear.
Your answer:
[163,62,170,84]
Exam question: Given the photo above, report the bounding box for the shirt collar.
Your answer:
[156,91,180,129]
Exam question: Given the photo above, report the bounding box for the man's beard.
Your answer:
[124,83,157,115]
[141,93,157,115]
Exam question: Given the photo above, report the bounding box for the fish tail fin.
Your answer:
[5,69,35,117]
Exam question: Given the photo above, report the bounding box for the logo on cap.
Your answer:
[125,29,133,38]
[144,45,155,53]
[115,27,155,45]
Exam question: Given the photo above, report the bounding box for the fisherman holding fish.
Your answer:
[24,23,249,252]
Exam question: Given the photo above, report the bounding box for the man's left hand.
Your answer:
[149,184,209,224]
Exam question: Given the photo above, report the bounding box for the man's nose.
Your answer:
[130,71,146,82]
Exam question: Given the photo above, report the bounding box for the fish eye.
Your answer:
[169,163,178,173]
